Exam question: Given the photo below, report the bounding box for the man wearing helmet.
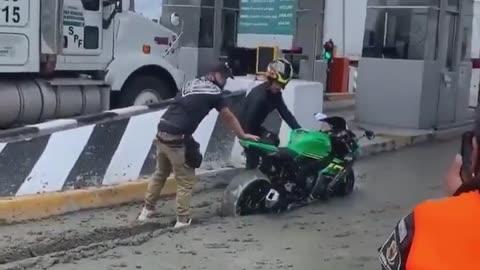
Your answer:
[240,58,302,169]
[137,62,259,228]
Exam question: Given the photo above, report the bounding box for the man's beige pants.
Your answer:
[144,135,196,218]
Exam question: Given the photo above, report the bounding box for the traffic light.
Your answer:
[323,39,334,93]
[324,51,332,61]
[323,39,334,63]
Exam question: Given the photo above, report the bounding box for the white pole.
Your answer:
[313,23,319,80]
[130,0,135,11]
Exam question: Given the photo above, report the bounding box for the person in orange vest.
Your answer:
[378,119,480,270]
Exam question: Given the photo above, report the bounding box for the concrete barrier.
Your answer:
[0,91,246,222]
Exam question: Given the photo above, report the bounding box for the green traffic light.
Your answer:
[324,51,331,60]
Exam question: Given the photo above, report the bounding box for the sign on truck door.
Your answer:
[0,0,29,27]
[63,0,103,56]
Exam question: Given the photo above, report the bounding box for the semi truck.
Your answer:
[0,0,185,128]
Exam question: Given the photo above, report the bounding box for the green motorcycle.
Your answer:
[221,113,375,217]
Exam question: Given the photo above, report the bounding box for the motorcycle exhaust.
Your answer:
[265,189,280,208]
[310,164,352,198]
[327,169,348,190]
[310,175,327,199]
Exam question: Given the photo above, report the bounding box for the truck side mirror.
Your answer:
[170,13,181,27]
[164,13,184,57]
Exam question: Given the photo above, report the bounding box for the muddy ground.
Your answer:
[0,139,458,270]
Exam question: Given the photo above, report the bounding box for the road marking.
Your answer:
[193,110,219,155]
[103,108,219,186]
[16,125,95,196]
[0,143,6,154]
[102,110,165,185]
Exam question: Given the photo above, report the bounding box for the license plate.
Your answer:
[0,0,29,26]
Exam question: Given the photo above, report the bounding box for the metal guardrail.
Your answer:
[0,90,247,143]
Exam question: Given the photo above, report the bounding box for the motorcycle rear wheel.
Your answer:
[221,170,272,217]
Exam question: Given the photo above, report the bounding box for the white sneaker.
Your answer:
[173,219,192,229]
[137,207,154,221]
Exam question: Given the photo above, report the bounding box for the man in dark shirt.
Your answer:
[138,63,259,228]
[240,58,301,169]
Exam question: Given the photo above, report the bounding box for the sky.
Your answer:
[134,0,163,20]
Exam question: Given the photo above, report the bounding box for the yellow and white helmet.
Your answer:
[266,58,294,87]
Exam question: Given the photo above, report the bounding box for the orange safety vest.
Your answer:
[406,191,480,270]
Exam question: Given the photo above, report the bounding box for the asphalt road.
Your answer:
[31,138,458,270]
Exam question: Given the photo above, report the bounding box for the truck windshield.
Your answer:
[133,0,162,20]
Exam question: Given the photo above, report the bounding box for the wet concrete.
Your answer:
[0,169,244,266]
[0,190,226,270]
[0,139,459,270]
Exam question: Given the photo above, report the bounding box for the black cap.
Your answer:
[210,62,234,79]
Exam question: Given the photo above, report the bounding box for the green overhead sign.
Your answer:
[238,0,296,36]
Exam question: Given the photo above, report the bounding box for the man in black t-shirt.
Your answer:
[137,63,258,228]
[240,58,301,169]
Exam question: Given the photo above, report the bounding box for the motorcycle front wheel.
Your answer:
[333,168,355,196]
[221,170,272,217]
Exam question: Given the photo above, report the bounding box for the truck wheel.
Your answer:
[118,75,174,107]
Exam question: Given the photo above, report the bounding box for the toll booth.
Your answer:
[160,0,327,81]
[160,0,239,81]
[356,0,474,130]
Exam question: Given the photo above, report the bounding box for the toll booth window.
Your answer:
[362,8,430,60]
[200,0,215,7]
[84,26,99,49]
[224,0,239,9]
[257,47,276,73]
[446,13,458,70]
[81,0,100,11]
[448,0,459,9]
[221,8,239,55]
[198,7,214,48]
[460,16,471,61]
[461,26,469,61]
[163,0,214,7]
[367,0,440,7]
[298,0,325,10]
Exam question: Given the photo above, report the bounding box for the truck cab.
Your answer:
[0,0,184,128]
